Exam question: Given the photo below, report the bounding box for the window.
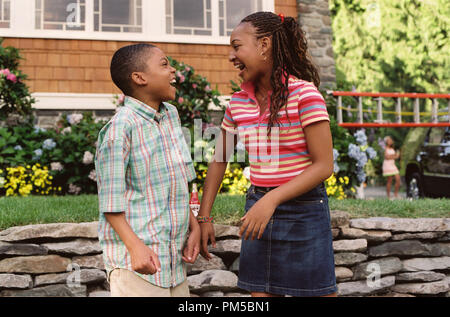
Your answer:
[166,0,212,35]
[94,0,142,33]
[35,0,86,31]
[166,0,263,36]
[219,0,262,36]
[0,0,10,28]
[0,0,274,44]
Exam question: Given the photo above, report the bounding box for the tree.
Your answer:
[330,0,449,94]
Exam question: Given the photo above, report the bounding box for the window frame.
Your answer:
[0,0,274,44]
[0,0,11,28]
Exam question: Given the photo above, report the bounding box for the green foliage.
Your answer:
[329,1,449,180]
[399,127,429,175]
[51,113,105,194]
[0,112,106,195]
[331,0,450,95]
[0,38,35,120]
[168,57,223,126]
[329,116,359,192]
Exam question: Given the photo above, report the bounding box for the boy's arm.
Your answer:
[96,126,161,274]
[104,212,161,275]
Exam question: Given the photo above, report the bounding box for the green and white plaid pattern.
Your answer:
[95,96,196,288]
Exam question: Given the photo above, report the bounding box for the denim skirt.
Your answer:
[238,183,337,297]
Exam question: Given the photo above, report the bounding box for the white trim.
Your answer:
[32,92,116,110]
[32,92,230,111]
[0,0,275,45]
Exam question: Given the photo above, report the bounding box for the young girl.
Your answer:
[198,12,337,297]
[382,136,401,199]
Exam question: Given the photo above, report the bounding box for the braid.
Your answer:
[240,12,320,135]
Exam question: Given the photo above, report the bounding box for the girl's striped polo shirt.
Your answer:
[221,76,330,187]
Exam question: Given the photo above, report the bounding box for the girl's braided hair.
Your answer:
[240,12,321,134]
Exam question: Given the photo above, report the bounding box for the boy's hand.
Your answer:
[182,226,200,264]
[129,241,161,275]
[200,222,216,260]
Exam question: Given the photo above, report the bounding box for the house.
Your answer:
[0,0,335,127]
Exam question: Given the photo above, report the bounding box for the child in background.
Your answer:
[95,44,200,297]
[198,12,337,297]
[382,136,401,199]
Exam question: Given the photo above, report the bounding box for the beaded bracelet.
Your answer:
[197,216,214,224]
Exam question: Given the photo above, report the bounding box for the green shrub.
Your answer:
[0,38,34,121]
[169,57,223,126]
[0,112,106,196]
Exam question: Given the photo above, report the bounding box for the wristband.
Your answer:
[196,216,214,224]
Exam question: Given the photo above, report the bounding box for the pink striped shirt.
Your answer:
[221,76,330,187]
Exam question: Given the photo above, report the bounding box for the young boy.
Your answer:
[95,44,200,297]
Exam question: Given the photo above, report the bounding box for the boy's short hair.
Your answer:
[110,43,156,96]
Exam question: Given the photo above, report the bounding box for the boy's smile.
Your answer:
[134,47,177,108]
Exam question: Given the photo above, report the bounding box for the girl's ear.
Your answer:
[258,36,272,60]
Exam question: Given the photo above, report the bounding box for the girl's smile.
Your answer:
[229,22,272,85]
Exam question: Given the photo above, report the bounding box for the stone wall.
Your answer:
[1,212,449,297]
[298,0,336,88]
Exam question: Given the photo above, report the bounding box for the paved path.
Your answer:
[363,186,407,199]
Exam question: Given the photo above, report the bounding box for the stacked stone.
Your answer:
[1,214,449,297]
[0,222,108,297]
[297,0,336,88]
[187,224,247,297]
[334,215,450,297]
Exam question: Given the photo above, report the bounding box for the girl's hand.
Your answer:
[182,226,201,264]
[200,222,216,260]
[239,195,277,240]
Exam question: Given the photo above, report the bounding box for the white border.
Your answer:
[32,92,116,110]
[1,0,275,45]
[32,92,230,111]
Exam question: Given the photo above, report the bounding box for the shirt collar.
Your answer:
[124,96,168,122]
[240,75,297,100]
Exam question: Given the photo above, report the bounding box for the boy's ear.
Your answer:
[130,71,148,87]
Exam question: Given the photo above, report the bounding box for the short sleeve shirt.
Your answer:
[221,76,330,187]
[95,96,196,288]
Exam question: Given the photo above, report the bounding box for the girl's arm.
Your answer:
[199,129,237,259]
[263,121,333,206]
[182,206,201,263]
[240,120,334,240]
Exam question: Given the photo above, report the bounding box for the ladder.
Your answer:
[328,91,450,128]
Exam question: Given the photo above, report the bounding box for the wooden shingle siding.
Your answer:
[3,0,298,96]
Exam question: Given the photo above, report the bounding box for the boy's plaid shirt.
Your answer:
[95,96,196,288]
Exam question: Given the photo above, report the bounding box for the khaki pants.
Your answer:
[109,268,190,297]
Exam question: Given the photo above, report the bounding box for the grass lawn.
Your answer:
[0,194,449,230]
